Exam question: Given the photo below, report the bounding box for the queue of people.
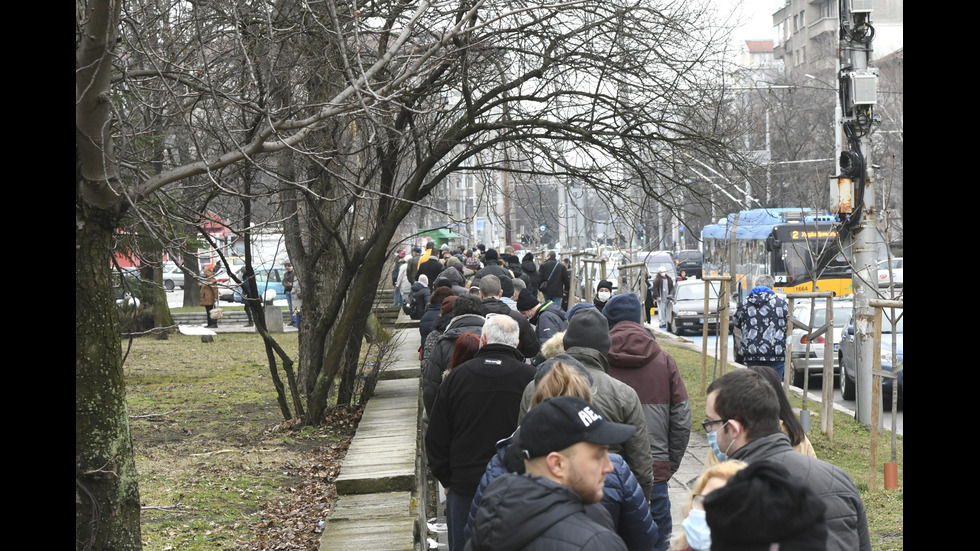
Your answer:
[399,242,871,551]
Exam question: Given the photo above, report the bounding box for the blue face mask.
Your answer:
[682,508,712,551]
[706,431,727,462]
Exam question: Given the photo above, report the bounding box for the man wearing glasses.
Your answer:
[704,369,870,551]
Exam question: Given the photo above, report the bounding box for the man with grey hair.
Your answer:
[733,274,789,379]
[506,278,525,310]
[426,314,536,551]
[479,275,540,360]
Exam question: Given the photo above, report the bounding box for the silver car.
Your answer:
[788,299,853,387]
[162,262,186,290]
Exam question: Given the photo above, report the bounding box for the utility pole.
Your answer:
[830,0,881,426]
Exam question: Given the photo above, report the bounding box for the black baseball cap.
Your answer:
[520,396,636,459]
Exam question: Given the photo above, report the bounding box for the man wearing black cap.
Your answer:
[517,288,567,355]
[470,248,513,289]
[418,242,446,290]
[465,396,632,551]
[705,369,870,551]
[539,251,570,305]
[519,307,655,501]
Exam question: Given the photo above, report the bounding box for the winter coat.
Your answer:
[422,313,454,365]
[434,266,469,295]
[418,257,446,289]
[425,343,534,495]
[730,432,871,551]
[396,262,412,296]
[480,298,540,360]
[606,321,692,484]
[409,281,430,320]
[465,430,657,551]
[519,347,655,500]
[532,300,567,346]
[471,264,513,288]
[539,257,570,298]
[422,314,485,413]
[651,274,673,301]
[199,273,218,306]
[733,286,789,362]
[521,257,542,296]
[464,474,627,551]
[419,303,442,344]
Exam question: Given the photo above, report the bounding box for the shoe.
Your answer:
[245,322,253,327]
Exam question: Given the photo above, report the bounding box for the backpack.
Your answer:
[402,293,415,316]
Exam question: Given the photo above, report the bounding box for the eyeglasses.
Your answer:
[701,418,727,431]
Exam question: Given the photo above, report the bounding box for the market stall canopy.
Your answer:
[419,228,462,239]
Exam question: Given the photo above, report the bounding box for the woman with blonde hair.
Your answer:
[670,460,748,551]
[465,356,658,550]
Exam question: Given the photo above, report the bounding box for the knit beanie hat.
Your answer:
[596,279,613,292]
[516,288,540,311]
[602,293,642,328]
[563,307,611,356]
[523,251,534,261]
[484,249,499,263]
[465,256,481,270]
[565,302,596,321]
[705,461,828,551]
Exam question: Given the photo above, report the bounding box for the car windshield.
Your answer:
[675,282,722,301]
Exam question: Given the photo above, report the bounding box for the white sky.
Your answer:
[724,0,784,42]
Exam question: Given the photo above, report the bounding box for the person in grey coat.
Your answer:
[705,369,870,551]
[518,307,655,501]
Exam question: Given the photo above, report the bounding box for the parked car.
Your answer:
[877,257,903,288]
[162,262,186,290]
[636,250,676,280]
[839,312,903,409]
[674,249,703,279]
[234,266,288,303]
[664,279,732,335]
[788,299,853,387]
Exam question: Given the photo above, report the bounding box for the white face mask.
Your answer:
[597,291,611,302]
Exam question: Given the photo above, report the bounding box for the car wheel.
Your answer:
[668,316,678,335]
[164,279,175,291]
[791,360,805,388]
[840,364,855,401]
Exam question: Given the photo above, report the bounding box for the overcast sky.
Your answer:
[726,0,783,42]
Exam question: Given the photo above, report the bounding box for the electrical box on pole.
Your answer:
[833,0,882,427]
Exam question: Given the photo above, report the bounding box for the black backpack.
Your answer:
[402,294,415,316]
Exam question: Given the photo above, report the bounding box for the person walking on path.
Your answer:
[539,251,570,305]
[732,274,789,379]
[603,293,691,551]
[651,267,673,328]
[426,314,535,551]
[704,369,870,551]
[392,250,408,307]
[200,266,220,328]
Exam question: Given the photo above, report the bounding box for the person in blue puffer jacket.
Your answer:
[464,357,658,551]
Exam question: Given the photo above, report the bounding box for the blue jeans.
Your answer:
[541,293,561,306]
[393,287,403,307]
[446,489,475,551]
[284,290,294,315]
[650,481,671,551]
[748,360,785,381]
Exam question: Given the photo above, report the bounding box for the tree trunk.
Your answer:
[76,207,142,550]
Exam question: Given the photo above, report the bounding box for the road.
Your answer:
[676,332,903,435]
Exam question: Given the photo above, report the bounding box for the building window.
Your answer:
[800,10,806,29]
[793,14,798,32]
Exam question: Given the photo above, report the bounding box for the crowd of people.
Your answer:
[391,241,870,551]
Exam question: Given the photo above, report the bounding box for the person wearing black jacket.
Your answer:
[538,251,570,305]
[520,252,541,297]
[426,315,535,551]
[478,275,540,360]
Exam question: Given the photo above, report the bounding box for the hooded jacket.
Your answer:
[422,314,485,413]
[435,266,469,296]
[519,347,655,500]
[464,474,627,551]
[733,286,789,362]
[729,432,871,551]
[409,281,430,320]
[531,300,567,346]
[521,257,542,296]
[606,321,691,484]
[465,430,657,551]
